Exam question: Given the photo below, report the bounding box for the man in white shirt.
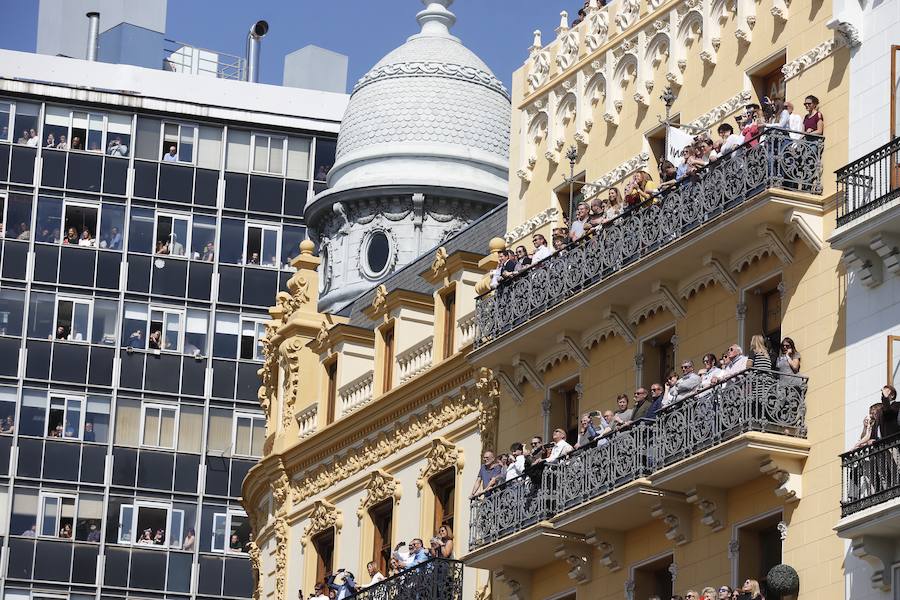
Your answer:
[546,428,574,462]
[673,360,702,402]
[311,583,329,600]
[505,442,527,481]
[723,344,748,378]
[715,123,744,158]
[163,145,179,162]
[532,233,552,263]
[783,101,804,140]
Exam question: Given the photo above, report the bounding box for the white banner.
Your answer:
[666,126,696,167]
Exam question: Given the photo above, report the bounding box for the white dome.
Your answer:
[309,0,511,209]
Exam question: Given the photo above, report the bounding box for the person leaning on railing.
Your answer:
[880,385,899,439]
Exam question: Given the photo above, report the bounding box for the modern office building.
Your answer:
[0,26,347,600]
[828,2,900,599]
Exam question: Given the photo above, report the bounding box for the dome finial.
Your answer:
[416,0,456,37]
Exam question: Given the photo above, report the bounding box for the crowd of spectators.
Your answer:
[303,527,455,599]
[472,336,802,496]
[665,579,765,600]
[489,96,825,291]
[14,128,130,156]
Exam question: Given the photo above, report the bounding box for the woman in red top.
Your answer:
[803,95,824,135]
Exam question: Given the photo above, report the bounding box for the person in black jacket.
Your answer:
[880,385,899,438]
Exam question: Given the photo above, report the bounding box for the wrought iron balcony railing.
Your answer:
[836,136,900,227]
[469,369,807,549]
[475,128,824,349]
[840,432,900,517]
[349,558,464,600]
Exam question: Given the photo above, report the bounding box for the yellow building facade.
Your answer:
[463,0,852,599]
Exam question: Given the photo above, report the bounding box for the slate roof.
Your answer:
[337,203,507,327]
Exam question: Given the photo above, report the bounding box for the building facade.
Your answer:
[0,46,346,600]
[242,1,509,599]
[828,1,900,598]
[465,0,851,598]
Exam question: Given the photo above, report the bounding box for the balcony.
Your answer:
[466,369,808,569]
[474,129,824,356]
[830,137,900,287]
[349,558,463,600]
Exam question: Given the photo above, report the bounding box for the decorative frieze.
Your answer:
[417,437,464,489]
[782,36,848,80]
[581,152,650,199]
[357,469,401,518]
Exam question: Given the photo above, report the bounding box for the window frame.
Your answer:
[45,392,87,440]
[38,491,78,539]
[53,295,94,344]
[160,121,199,165]
[140,402,179,449]
[0,100,12,142]
[117,500,184,549]
[239,317,268,361]
[153,211,192,258]
[232,411,265,458]
[243,221,281,268]
[250,132,287,175]
[70,110,107,153]
[147,305,185,353]
[211,508,249,554]
[60,198,101,246]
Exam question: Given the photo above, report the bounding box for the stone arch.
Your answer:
[677,10,704,46]
[614,53,638,88]
[586,71,607,106]
[645,31,671,67]
[556,92,577,127]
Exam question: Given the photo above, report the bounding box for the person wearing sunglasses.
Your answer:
[776,337,802,384]
[803,95,824,135]
[716,586,733,600]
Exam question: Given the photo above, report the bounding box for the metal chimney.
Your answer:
[246,20,269,83]
[86,12,100,62]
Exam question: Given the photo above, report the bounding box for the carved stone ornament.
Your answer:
[371,284,388,313]
[279,338,304,430]
[431,246,449,278]
[271,460,293,513]
[357,469,401,518]
[556,27,580,71]
[248,541,263,600]
[417,437,463,489]
[504,206,560,244]
[475,367,501,453]
[315,321,330,348]
[302,500,343,544]
[354,61,509,97]
[687,90,753,131]
[782,37,846,81]
[581,152,650,199]
[274,517,289,600]
[527,46,551,92]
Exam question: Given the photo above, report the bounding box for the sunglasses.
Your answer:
[803,102,813,106]
[681,365,691,370]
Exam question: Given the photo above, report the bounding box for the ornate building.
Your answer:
[242,2,508,599]
[306,0,510,312]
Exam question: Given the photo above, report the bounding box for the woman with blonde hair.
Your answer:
[746,334,772,370]
[437,524,454,558]
[741,578,763,599]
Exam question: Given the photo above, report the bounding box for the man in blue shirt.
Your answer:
[469,450,503,497]
[397,538,429,569]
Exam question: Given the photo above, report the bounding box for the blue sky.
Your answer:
[1,1,573,91]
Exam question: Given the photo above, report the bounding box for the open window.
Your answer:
[184,310,209,357]
[212,509,251,553]
[161,122,197,163]
[233,413,265,457]
[735,512,783,597]
[71,111,105,152]
[118,501,184,548]
[313,528,335,585]
[430,468,456,533]
[240,318,267,360]
[0,100,11,142]
[46,393,86,439]
[12,102,39,146]
[62,200,99,247]
[54,297,92,342]
[155,213,190,257]
[631,553,674,600]
[39,492,77,538]
[148,307,184,352]
[370,500,393,576]
[141,403,178,449]
[245,222,280,267]
[252,133,286,175]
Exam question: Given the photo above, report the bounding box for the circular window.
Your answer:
[366,231,391,277]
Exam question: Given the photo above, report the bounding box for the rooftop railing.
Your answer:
[162,40,246,80]
[348,558,464,600]
[840,432,900,518]
[475,129,824,349]
[469,368,808,550]
[836,136,900,227]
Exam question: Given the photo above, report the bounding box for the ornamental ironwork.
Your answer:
[840,431,900,517]
[475,129,824,348]
[348,558,464,600]
[836,135,900,226]
[469,368,808,549]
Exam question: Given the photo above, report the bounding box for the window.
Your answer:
[313,528,335,585]
[141,403,178,449]
[632,553,674,600]
[363,231,392,278]
[54,297,92,342]
[212,510,250,553]
[135,117,161,160]
[245,222,280,266]
[280,225,307,269]
[430,468,455,533]
[370,500,393,576]
[286,136,311,179]
[0,288,25,336]
[314,137,336,182]
[233,413,265,457]
[736,513,783,597]
[184,310,209,356]
[118,501,184,548]
[155,213,190,256]
[207,408,233,455]
[75,493,103,542]
[61,201,99,246]
[39,492,76,538]
[46,393,85,439]
[252,133,286,175]
[148,307,184,352]
[382,324,395,394]
[442,290,456,359]
[72,111,105,152]
[213,313,240,358]
[6,193,33,240]
[197,125,223,169]
[90,299,118,345]
[240,318,267,360]
[107,113,132,157]
[99,203,125,250]
[191,215,217,261]
[326,360,337,425]
[219,218,246,264]
[226,129,251,172]
[161,122,197,163]
[0,386,15,434]
[12,102,39,146]
[0,100,10,141]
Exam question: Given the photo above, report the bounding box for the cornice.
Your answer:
[420,249,484,285]
[363,288,435,322]
[311,322,375,355]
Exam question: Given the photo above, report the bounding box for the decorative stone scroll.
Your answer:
[357,469,401,518]
[302,500,343,544]
[417,437,464,489]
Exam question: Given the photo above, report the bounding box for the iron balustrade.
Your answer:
[469,369,808,550]
[836,136,900,226]
[475,129,824,349]
[840,432,900,517]
[348,558,464,600]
